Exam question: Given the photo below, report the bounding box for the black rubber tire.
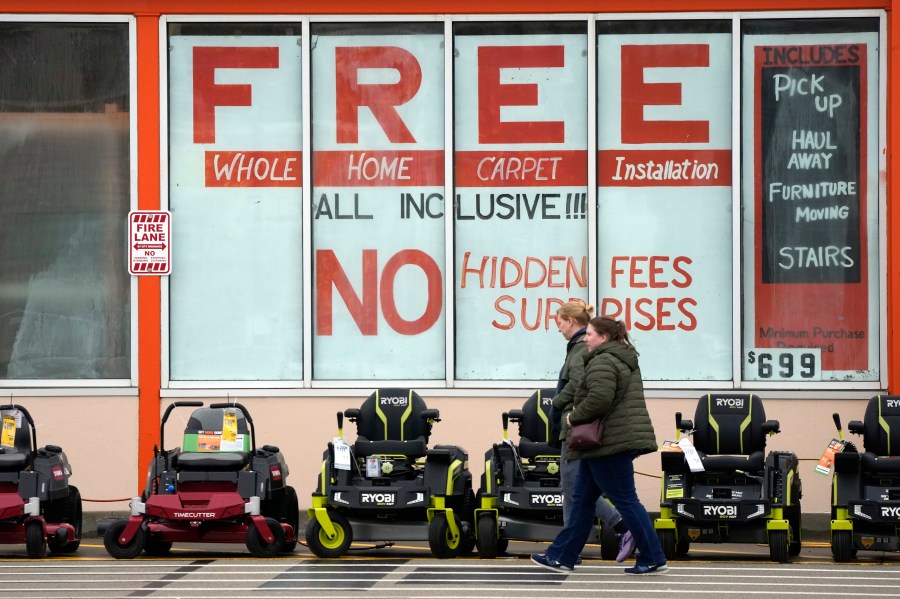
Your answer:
[599,522,618,561]
[428,512,461,559]
[476,514,498,559]
[831,530,853,562]
[305,511,353,558]
[246,517,286,558]
[769,529,790,563]
[25,519,47,559]
[657,528,676,561]
[47,486,82,554]
[496,537,509,555]
[104,519,146,559]
[144,536,173,556]
[787,505,802,557]
[676,537,690,557]
[281,487,300,552]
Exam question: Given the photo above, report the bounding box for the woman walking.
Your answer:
[532,315,667,575]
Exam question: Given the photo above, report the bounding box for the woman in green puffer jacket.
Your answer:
[532,316,668,576]
[550,300,633,562]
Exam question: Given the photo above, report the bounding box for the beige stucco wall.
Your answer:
[21,394,866,521]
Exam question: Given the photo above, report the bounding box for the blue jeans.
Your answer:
[560,442,621,527]
[545,451,665,568]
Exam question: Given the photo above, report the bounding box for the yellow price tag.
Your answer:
[1,414,16,447]
[222,410,237,443]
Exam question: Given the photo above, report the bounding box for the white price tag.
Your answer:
[744,348,821,381]
[678,437,705,473]
[333,437,351,471]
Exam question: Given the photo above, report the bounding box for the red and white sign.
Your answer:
[129,211,171,275]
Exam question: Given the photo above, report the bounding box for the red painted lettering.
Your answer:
[477,46,565,144]
[193,46,280,144]
[620,44,710,144]
[335,46,421,144]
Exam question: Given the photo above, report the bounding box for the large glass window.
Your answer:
[168,23,303,381]
[0,22,131,381]
[597,20,733,381]
[311,23,446,380]
[740,18,880,383]
[453,22,589,381]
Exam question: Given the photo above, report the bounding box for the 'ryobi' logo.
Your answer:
[715,397,745,409]
[885,399,900,408]
[361,492,396,505]
[881,506,900,518]
[531,493,563,506]
[541,396,553,407]
[379,396,408,407]
[703,505,738,518]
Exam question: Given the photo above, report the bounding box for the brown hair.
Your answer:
[557,299,594,326]
[589,315,637,352]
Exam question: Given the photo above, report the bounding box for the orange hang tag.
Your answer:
[816,438,846,475]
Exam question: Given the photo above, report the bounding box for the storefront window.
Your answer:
[168,23,304,381]
[597,20,733,381]
[0,22,131,381]
[454,22,589,380]
[740,18,880,383]
[311,23,446,380]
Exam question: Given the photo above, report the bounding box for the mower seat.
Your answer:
[515,389,557,460]
[691,394,773,472]
[176,452,250,472]
[350,389,430,459]
[0,409,33,471]
[0,448,29,472]
[177,407,251,472]
[856,395,900,473]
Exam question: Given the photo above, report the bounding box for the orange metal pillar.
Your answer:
[136,12,162,493]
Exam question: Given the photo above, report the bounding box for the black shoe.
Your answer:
[530,553,574,573]
[624,562,668,575]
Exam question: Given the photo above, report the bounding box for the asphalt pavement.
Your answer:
[1,537,899,598]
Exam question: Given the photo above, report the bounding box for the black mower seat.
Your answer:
[516,389,560,460]
[351,389,432,460]
[176,452,250,471]
[698,450,765,473]
[519,440,557,460]
[861,453,900,473]
[355,438,427,459]
[0,450,29,472]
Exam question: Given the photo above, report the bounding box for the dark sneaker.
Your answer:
[616,531,636,562]
[624,562,668,575]
[530,553,574,573]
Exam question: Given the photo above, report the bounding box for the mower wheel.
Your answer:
[277,486,300,553]
[144,537,173,556]
[769,529,790,563]
[475,514,498,559]
[246,517,286,558]
[831,530,853,562]
[25,520,47,559]
[599,522,618,561]
[428,512,462,559]
[47,486,82,554]
[496,537,509,555]
[657,528,676,561]
[104,519,146,559]
[676,537,690,557]
[787,505,802,557]
[306,511,353,558]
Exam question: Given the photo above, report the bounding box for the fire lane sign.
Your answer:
[129,211,171,275]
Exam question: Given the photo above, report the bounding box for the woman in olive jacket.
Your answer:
[532,316,668,575]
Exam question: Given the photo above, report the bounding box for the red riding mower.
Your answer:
[0,403,82,557]
[104,401,298,558]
